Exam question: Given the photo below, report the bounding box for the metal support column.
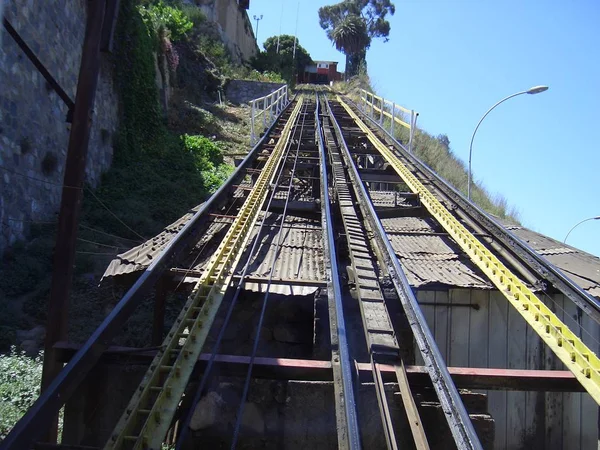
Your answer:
[40,0,107,442]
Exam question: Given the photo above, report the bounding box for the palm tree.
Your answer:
[331,14,371,77]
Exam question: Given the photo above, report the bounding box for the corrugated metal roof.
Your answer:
[103,204,211,278]
[233,214,325,295]
[103,209,326,295]
[102,198,600,298]
[379,216,492,289]
[509,226,600,298]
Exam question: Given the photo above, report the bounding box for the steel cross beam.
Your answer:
[325,98,483,450]
[337,96,600,405]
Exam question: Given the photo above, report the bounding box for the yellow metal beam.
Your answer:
[106,97,305,449]
[337,95,600,405]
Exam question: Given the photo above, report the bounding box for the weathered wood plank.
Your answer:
[488,290,509,449]
[449,289,470,367]
[469,289,489,368]
[434,290,450,362]
[506,296,527,449]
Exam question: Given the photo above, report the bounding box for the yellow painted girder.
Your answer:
[337,96,600,405]
[106,97,305,450]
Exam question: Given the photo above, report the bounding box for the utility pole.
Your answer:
[276,0,284,53]
[253,14,263,44]
[41,0,108,442]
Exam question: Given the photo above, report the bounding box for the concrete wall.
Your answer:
[225,80,285,104]
[0,0,119,253]
[415,288,599,450]
[195,0,258,63]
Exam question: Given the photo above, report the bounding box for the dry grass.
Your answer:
[333,76,520,223]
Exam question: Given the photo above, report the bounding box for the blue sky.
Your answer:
[248,0,600,257]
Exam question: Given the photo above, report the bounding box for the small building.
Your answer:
[298,60,343,84]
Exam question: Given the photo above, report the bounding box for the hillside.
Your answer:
[333,74,520,223]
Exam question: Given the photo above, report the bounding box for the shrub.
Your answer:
[182,134,224,171]
[138,1,193,42]
[0,348,42,439]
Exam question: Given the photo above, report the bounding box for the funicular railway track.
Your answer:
[2,86,600,450]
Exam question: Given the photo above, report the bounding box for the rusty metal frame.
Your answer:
[2,18,75,121]
[0,97,295,450]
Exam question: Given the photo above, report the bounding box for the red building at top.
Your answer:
[298,61,344,84]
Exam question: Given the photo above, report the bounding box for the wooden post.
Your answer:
[41,0,107,442]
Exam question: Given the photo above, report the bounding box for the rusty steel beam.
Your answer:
[2,18,75,120]
[52,343,586,392]
[39,0,108,444]
[0,100,296,450]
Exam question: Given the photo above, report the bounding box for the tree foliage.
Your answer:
[319,0,395,76]
[251,35,313,84]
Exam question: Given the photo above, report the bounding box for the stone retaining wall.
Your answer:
[0,0,119,253]
[225,80,286,105]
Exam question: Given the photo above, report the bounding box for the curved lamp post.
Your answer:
[564,216,600,244]
[467,85,549,201]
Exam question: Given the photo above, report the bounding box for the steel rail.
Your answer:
[324,96,483,450]
[106,98,305,449]
[316,94,362,450]
[0,97,299,450]
[343,96,600,325]
[336,97,600,405]
[174,99,312,450]
[322,106,429,450]
[322,106,398,448]
[230,99,314,449]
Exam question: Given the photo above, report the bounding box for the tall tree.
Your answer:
[251,35,312,84]
[319,0,395,77]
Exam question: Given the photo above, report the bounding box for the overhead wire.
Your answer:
[0,162,147,242]
[230,98,310,449]
[174,99,308,449]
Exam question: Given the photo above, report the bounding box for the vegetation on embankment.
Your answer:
[334,73,520,222]
[0,0,269,433]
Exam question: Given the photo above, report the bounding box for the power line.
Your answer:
[84,187,148,242]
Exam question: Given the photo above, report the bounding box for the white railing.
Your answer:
[359,89,419,153]
[249,85,289,145]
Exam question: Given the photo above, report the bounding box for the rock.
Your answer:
[20,339,38,355]
[273,323,311,344]
[241,402,265,435]
[189,391,223,431]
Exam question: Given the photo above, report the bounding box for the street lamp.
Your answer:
[564,216,600,244]
[253,14,263,44]
[467,85,549,201]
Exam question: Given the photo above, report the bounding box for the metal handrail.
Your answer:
[359,88,419,153]
[250,84,289,145]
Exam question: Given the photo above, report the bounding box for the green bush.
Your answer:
[0,348,42,439]
[202,164,235,194]
[182,134,224,170]
[138,1,193,41]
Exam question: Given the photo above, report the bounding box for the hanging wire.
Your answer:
[229,99,309,449]
[78,224,144,244]
[0,164,81,190]
[175,98,309,450]
[0,163,147,242]
[84,187,147,241]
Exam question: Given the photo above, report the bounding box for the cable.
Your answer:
[84,187,147,242]
[0,164,81,190]
[78,224,144,244]
[3,218,57,225]
[230,98,309,449]
[75,251,120,256]
[0,165,147,242]
[76,237,127,251]
[175,98,309,450]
